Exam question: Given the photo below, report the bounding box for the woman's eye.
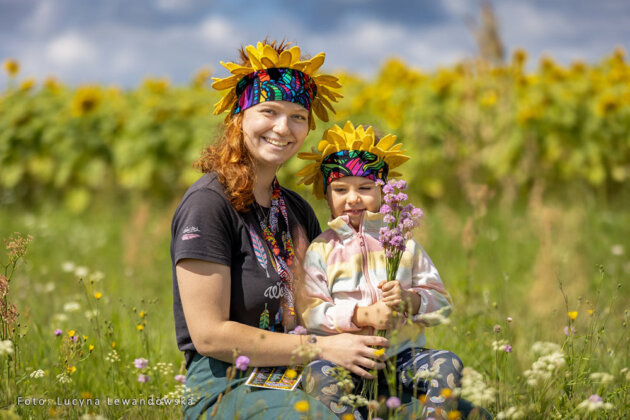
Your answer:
[293,114,307,121]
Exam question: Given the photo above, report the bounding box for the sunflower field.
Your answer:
[1,50,629,419]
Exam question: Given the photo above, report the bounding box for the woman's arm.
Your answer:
[177,258,389,378]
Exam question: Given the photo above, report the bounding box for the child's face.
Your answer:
[326,176,381,230]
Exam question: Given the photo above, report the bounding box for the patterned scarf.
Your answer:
[249,178,297,330]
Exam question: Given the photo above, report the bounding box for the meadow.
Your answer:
[1,50,629,419]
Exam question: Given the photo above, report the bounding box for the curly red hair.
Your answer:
[196,39,308,212]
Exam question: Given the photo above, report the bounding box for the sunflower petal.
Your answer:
[211,74,243,90]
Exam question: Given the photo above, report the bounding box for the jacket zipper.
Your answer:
[358,213,379,305]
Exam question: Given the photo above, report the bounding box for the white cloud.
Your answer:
[46,33,96,67]
[199,16,235,44]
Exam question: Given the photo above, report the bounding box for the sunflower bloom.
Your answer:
[3,59,19,77]
[71,85,103,117]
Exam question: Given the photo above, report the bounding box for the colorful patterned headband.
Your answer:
[232,68,317,114]
[297,121,410,199]
[320,150,388,194]
[212,42,342,129]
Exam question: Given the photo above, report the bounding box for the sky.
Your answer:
[1,0,629,87]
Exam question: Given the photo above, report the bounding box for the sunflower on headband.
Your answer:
[211,42,343,129]
[297,121,410,199]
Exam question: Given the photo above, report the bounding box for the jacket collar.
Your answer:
[328,210,383,239]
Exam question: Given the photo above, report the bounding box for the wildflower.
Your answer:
[88,344,95,352]
[496,407,526,419]
[568,311,578,320]
[54,329,63,336]
[29,369,45,378]
[588,309,594,316]
[531,341,561,357]
[66,366,77,374]
[460,367,496,406]
[80,391,93,399]
[56,373,72,384]
[441,388,453,398]
[416,307,451,326]
[503,345,513,353]
[111,341,116,348]
[506,317,513,323]
[493,325,502,333]
[3,59,19,77]
[342,414,355,420]
[64,302,81,312]
[137,374,151,383]
[289,325,307,335]
[492,339,509,351]
[93,292,102,300]
[564,326,576,336]
[386,396,401,409]
[174,374,186,384]
[134,358,148,369]
[373,348,385,357]
[524,352,566,386]
[19,78,36,91]
[74,266,89,278]
[70,335,78,342]
[285,369,297,379]
[589,372,614,384]
[367,400,379,411]
[85,309,98,319]
[235,355,250,371]
[139,311,146,318]
[611,244,624,256]
[89,271,105,282]
[53,313,68,323]
[294,400,309,412]
[447,411,462,420]
[104,350,120,363]
[576,394,613,411]
[67,329,76,337]
[61,261,75,272]
[136,324,144,331]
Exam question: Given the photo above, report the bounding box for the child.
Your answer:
[296,122,462,419]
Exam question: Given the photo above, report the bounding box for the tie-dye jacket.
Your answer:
[300,211,452,355]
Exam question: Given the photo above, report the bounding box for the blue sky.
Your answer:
[1,0,629,87]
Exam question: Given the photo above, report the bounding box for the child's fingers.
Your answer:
[377,280,386,289]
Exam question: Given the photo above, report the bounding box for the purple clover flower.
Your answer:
[564,326,576,336]
[235,355,250,371]
[289,326,308,335]
[503,345,513,353]
[383,214,396,224]
[70,335,78,342]
[386,396,401,409]
[382,183,395,194]
[137,374,150,383]
[54,329,63,337]
[395,193,408,202]
[589,394,603,403]
[394,180,407,190]
[134,358,149,369]
[174,374,186,384]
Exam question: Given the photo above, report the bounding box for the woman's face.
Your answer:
[241,101,310,172]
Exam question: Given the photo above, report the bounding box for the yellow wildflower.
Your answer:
[80,391,93,399]
[89,344,95,352]
[67,366,77,374]
[137,324,144,331]
[67,330,76,337]
[94,292,102,300]
[83,335,88,341]
[294,400,309,412]
[441,388,453,398]
[111,341,116,348]
[568,311,578,321]
[448,410,462,420]
[588,309,594,316]
[373,348,385,357]
[285,369,297,379]
[139,311,146,318]
[3,59,19,77]
[480,90,498,108]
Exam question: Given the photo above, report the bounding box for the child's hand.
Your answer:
[378,280,404,308]
[365,300,401,330]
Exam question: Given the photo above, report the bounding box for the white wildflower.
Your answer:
[52,313,69,323]
[105,350,120,363]
[0,340,15,356]
[621,367,630,381]
[153,362,174,376]
[339,394,368,407]
[56,373,72,384]
[74,266,89,278]
[412,365,443,382]
[459,367,496,406]
[531,341,562,357]
[63,302,81,313]
[492,339,509,351]
[589,372,614,384]
[524,351,565,387]
[610,244,624,256]
[163,384,187,400]
[496,406,526,419]
[85,309,99,320]
[89,271,105,282]
[576,394,613,412]
[61,261,76,272]
[29,369,45,379]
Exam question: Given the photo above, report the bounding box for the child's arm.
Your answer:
[405,241,453,325]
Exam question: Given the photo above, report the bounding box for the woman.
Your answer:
[171,40,389,419]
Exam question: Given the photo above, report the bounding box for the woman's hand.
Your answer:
[317,333,389,378]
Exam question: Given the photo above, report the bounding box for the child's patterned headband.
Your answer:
[297,121,410,199]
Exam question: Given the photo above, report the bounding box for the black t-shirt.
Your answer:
[171,173,321,363]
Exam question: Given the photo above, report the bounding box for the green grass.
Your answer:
[1,194,628,419]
